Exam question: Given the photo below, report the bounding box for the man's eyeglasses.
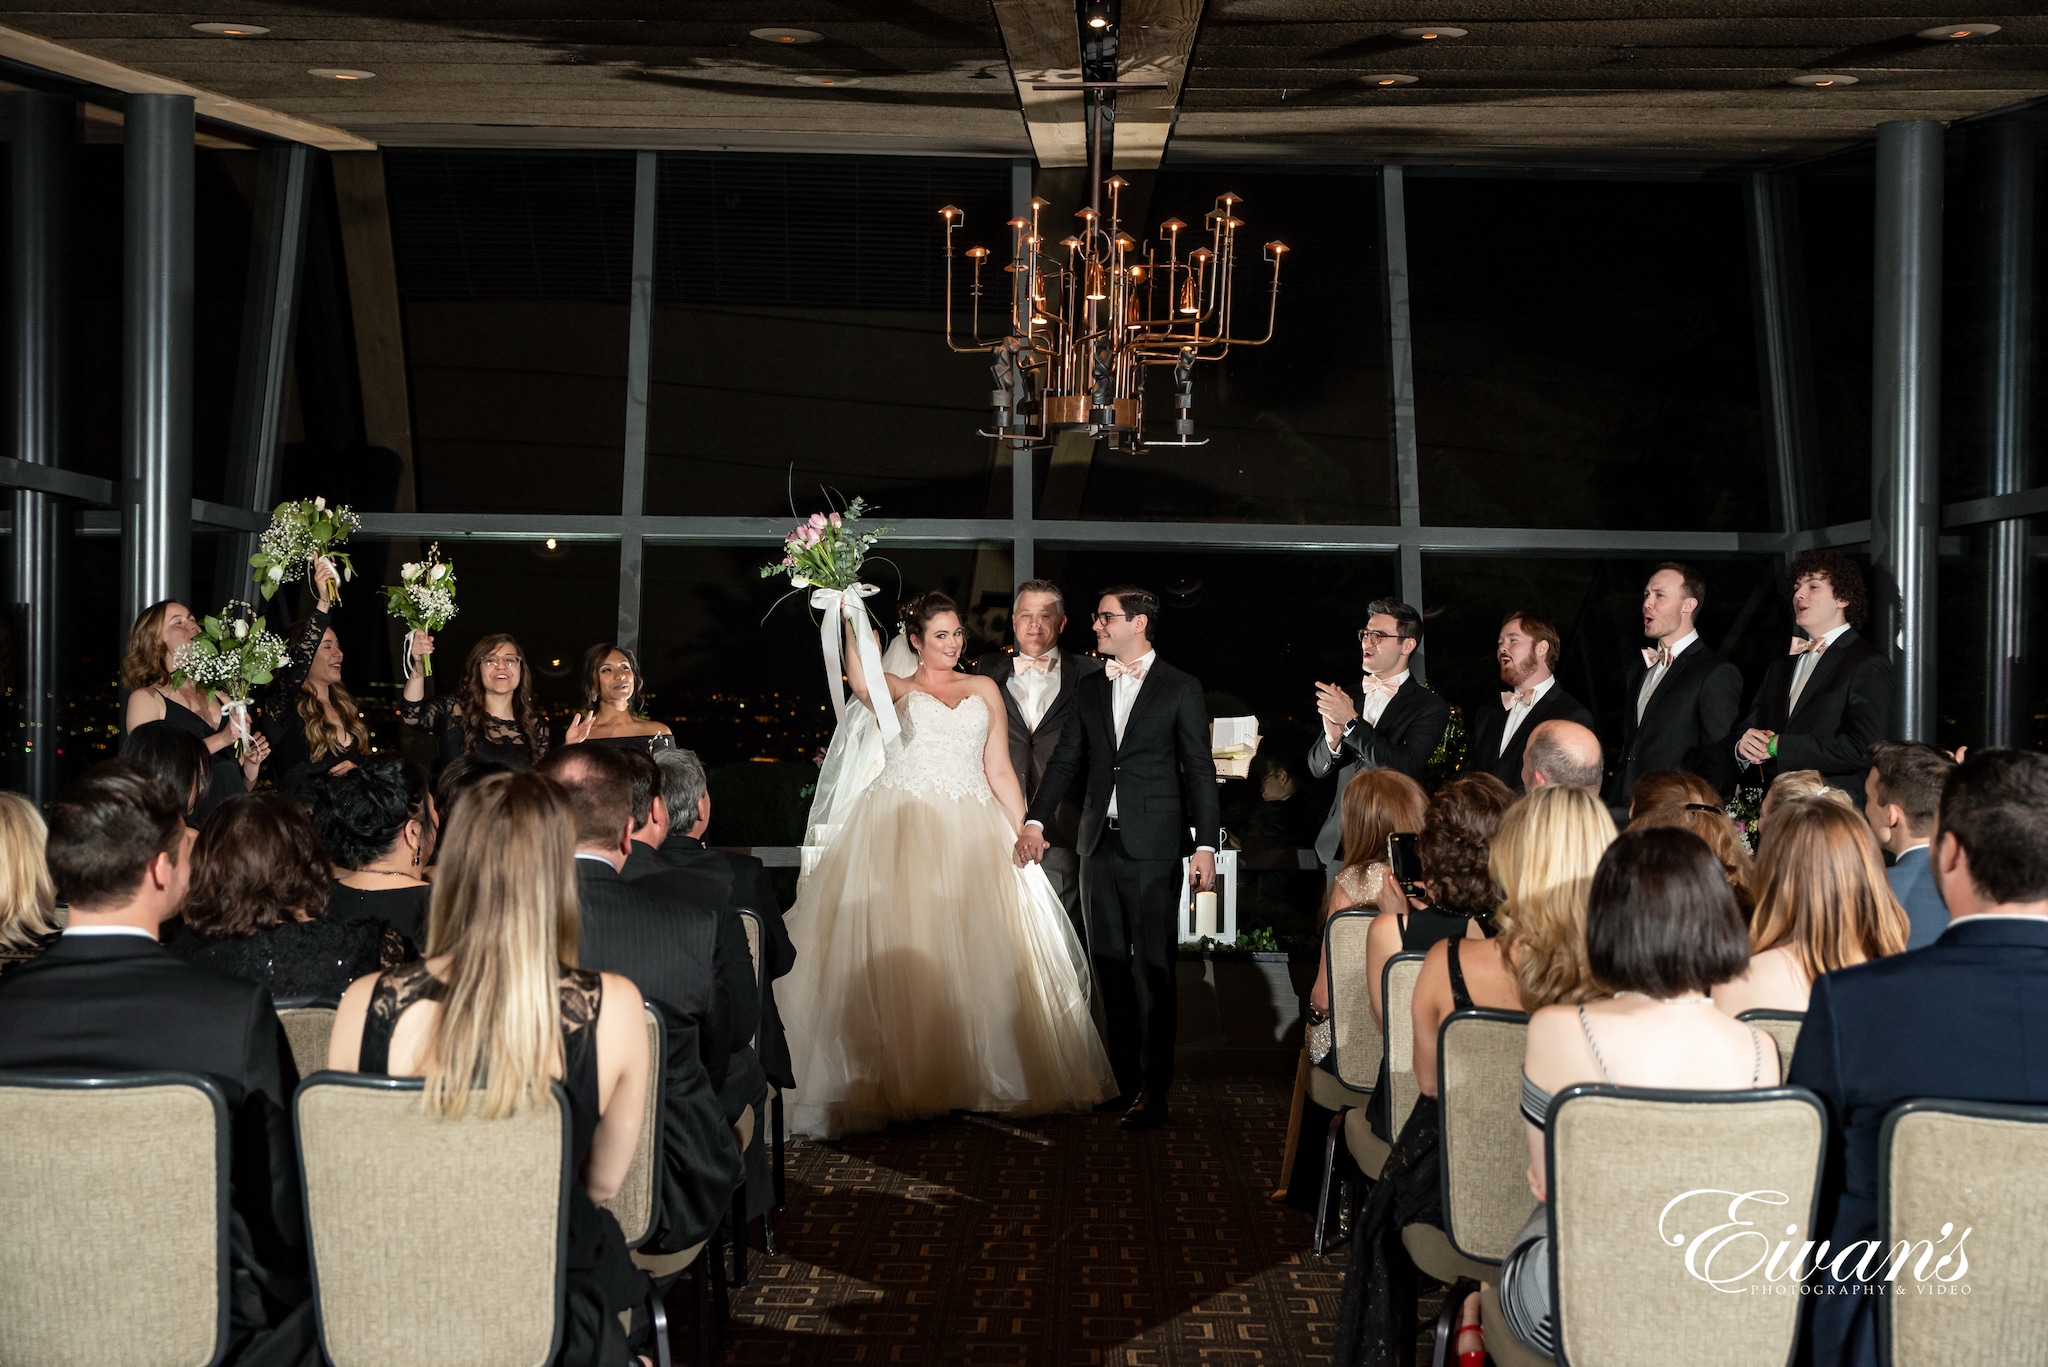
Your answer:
[1358,629,1403,646]
[1091,611,1131,625]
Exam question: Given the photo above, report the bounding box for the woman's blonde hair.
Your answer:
[1759,769,1854,851]
[0,793,58,953]
[1492,785,1616,1011]
[119,601,176,693]
[416,772,580,1119]
[1338,767,1429,872]
[1628,769,1755,914]
[1749,796,1909,981]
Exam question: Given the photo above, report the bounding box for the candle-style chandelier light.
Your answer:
[939,176,1287,449]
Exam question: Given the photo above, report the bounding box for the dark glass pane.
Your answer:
[645,153,1012,518]
[384,150,636,515]
[57,526,125,789]
[1069,167,1393,525]
[192,148,257,507]
[2026,516,2048,751]
[1935,527,1990,753]
[65,144,124,482]
[1796,151,1876,528]
[1408,174,1768,531]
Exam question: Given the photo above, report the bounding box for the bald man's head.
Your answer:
[1522,719,1604,791]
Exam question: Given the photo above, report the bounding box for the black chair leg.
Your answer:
[761,1207,777,1256]
[1312,1107,1347,1258]
[1431,1276,1478,1367]
[729,1190,750,1286]
[708,1242,731,1347]
[689,1260,714,1367]
[771,1091,787,1209]
[647,1281,673,1367]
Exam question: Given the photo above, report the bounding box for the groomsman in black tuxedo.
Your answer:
[1605,562,1744,815]
[1017,586,1220,1131]
[1733,550,1894,795]
[974,579,1105,936]
[1460,611,1594,791]
[1305,598,1449,878]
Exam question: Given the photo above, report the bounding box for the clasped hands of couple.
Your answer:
[1011,825,1217,893]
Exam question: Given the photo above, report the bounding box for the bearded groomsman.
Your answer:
[1306,599,1449,879]
[975,579,1104,936]
[1461,611,1594,791]
[1605,562,1744,815]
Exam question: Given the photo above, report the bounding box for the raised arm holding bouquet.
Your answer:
[250,496,360,605]
[760,496,898,744]
[384,543,458,678]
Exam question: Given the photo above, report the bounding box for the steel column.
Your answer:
[10,91,70,804]
[1379,166,1426,677]
[1984,118,2035,749]
[121,94,195,628]
[1746,172,1819,536]
[616,150,657,655]
[1870,121,1944,742]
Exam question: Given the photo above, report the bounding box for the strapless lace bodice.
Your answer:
[874,690,993,804]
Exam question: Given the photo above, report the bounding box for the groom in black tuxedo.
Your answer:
[1017,585,1220,1131]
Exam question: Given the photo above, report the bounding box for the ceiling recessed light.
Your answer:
[1363,74,1419,86]
[749,27,822,44]
[1788,73,1858,87]
[309,68,376,81]
[1397,26,1467,39]
[793,74,860,86]
[1917,22,2000,39]
[191,22,269,36]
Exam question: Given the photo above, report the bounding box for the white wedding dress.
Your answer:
[782,686,1116,1138]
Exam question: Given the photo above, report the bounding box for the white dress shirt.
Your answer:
[61,924,157,939]
[1007,649,1060,732]
[1330,669,1410,755]
[1499,674,1555,756]
[1105,649,1156,819]
[1637,630,1697,722]
[1789,622,1852,711]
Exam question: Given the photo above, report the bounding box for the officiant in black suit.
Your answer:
[1733,550,1894,795]
[1605,563,1744,815]
[1305,599,1449,878]
[1017,586,1220,1131]
[974,579,1105,936]
[1460,611,1594,791]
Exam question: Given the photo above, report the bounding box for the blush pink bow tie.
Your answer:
[1360,674,1400,699]
[1014,652,1056,675]
[1501,688,1537,710]
[1642,646,1671,670]
[1105,658,1148,681]
[1788,636,1830,657]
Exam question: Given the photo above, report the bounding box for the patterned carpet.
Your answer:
[717,1073,1357,1366]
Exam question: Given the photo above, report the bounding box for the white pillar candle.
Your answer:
[1194,890,1219,939]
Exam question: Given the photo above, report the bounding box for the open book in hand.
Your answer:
[1211,716,1261,779]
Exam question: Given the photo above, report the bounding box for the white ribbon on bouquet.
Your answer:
[810,583,900,745]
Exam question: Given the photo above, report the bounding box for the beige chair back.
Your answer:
[0,1072,229,1367]
[275,1000,339,1079]
[1383,951,1428,1138]
[738,909,764,1049]
[1881,1099,2048,1367]
[1548,1085,1825,1367]
[298,1075,572,1367]
[1735,1010,1803,1082]
[601,1007,664,1249]
[1324,910,1381,1094]
[1437,1009,1535,1264]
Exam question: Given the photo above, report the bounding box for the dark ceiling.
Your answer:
[0,1,2044,166]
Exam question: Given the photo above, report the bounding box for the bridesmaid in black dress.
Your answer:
[120,599,268,820]
[577,643,675,757]
[263,559,372,799]
[400,630,588,771]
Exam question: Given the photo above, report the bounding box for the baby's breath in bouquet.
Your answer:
[170,602,290,757]
[250,496,361,604]
[385,543,458,676]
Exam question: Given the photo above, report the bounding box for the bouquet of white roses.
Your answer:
[759,495,887,595]
[384,543,458,676]
[250,496,361,604]
[170,602,290,758]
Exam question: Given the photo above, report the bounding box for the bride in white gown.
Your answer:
[781,589,1115,1138]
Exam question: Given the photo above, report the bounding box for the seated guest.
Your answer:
[538,744,757,1126]
[1791,749,2048,1367]
[123,719,212,826]
[312,759,437,942]
[0,763,317,1364]
[1713,796,1908,1016]
[0,792,59,974]
[326,771,654,1367]
[432,753,513,841]
[650,749,783,917]
[1757,767,1853,854]
[1341,784,1617,1367]
[1520,719,1604,792]
[1862,740,1957,949]
[1627,769,1754,916]
[1494,826,1778,1362]
[1306,767,1429,1032]
[168,792,409,1000]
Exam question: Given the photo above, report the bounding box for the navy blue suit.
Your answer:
[1885,845,1948,951]
[1787,917,2048,1367]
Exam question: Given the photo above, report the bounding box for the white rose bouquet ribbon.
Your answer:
[249,496,361,605]
[384,543,458,677]
[169,602,290,759]
[759,495,897,742]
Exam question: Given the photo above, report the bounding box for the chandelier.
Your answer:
[939,176,1287,449]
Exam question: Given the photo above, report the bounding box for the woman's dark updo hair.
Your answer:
[899,590,960,641]
[1586,825,1751,997]
[310,757,432,868]
[120,721,212,821]
[1418,772,1516,919]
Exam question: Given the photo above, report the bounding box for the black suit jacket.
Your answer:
[1460,680,1595,791]
[0,934,311,1343]
[1304,678,1451,867]
[652,833,794,1089]
[973,647,1107,849]
[1733,628,1893,794]
[1605,640,1744,809]
[1788,917,2048,1367]
[1027,655,1221,861]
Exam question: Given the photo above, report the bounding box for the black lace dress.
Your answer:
[359,963,645,1367]
[166,916,412,1001]
[325,881,433,945]
[133,690,246,821]
[400,694,550,772]
[586,732,676,758]
[262,608,366,799]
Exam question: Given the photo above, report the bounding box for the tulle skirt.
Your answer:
[782,782,1116,1138]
